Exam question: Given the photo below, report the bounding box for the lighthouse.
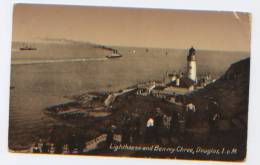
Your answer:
[187,46,197,82]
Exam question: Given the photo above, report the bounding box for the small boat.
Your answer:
[20,46,37,51]
[106,50,122,59]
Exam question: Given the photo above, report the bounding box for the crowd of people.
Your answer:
[111,98,221,145]
[105,107,183,146]
[32,97,221,154]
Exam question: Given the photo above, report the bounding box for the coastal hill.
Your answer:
[180,57,250,160]
[189,57,250,130]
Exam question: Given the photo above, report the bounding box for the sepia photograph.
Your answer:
[9,4,251,161]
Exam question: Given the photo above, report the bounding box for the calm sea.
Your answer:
[9,43,249,150]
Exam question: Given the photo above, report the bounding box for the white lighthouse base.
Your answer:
[187,61,197,82]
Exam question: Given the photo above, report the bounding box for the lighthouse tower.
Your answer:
[187,47,197,82]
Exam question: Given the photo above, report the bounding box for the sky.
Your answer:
[12,4,251,51]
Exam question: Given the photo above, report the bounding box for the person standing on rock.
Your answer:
[32,143,41,153]
[62,144,70,154]
[106,125,116,148]
[154,109,163,143]
[41,141,49,153]
[49,143,56,154]
[185,102,196,128]
[122,117,131,144]
[133,115,141,143]
[170,111,179,135]
[145,117,155,143]
[207,97,221,133]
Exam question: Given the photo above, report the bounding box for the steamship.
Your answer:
[106,50,122,59]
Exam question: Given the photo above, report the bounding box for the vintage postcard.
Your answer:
[9,4,251,161]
